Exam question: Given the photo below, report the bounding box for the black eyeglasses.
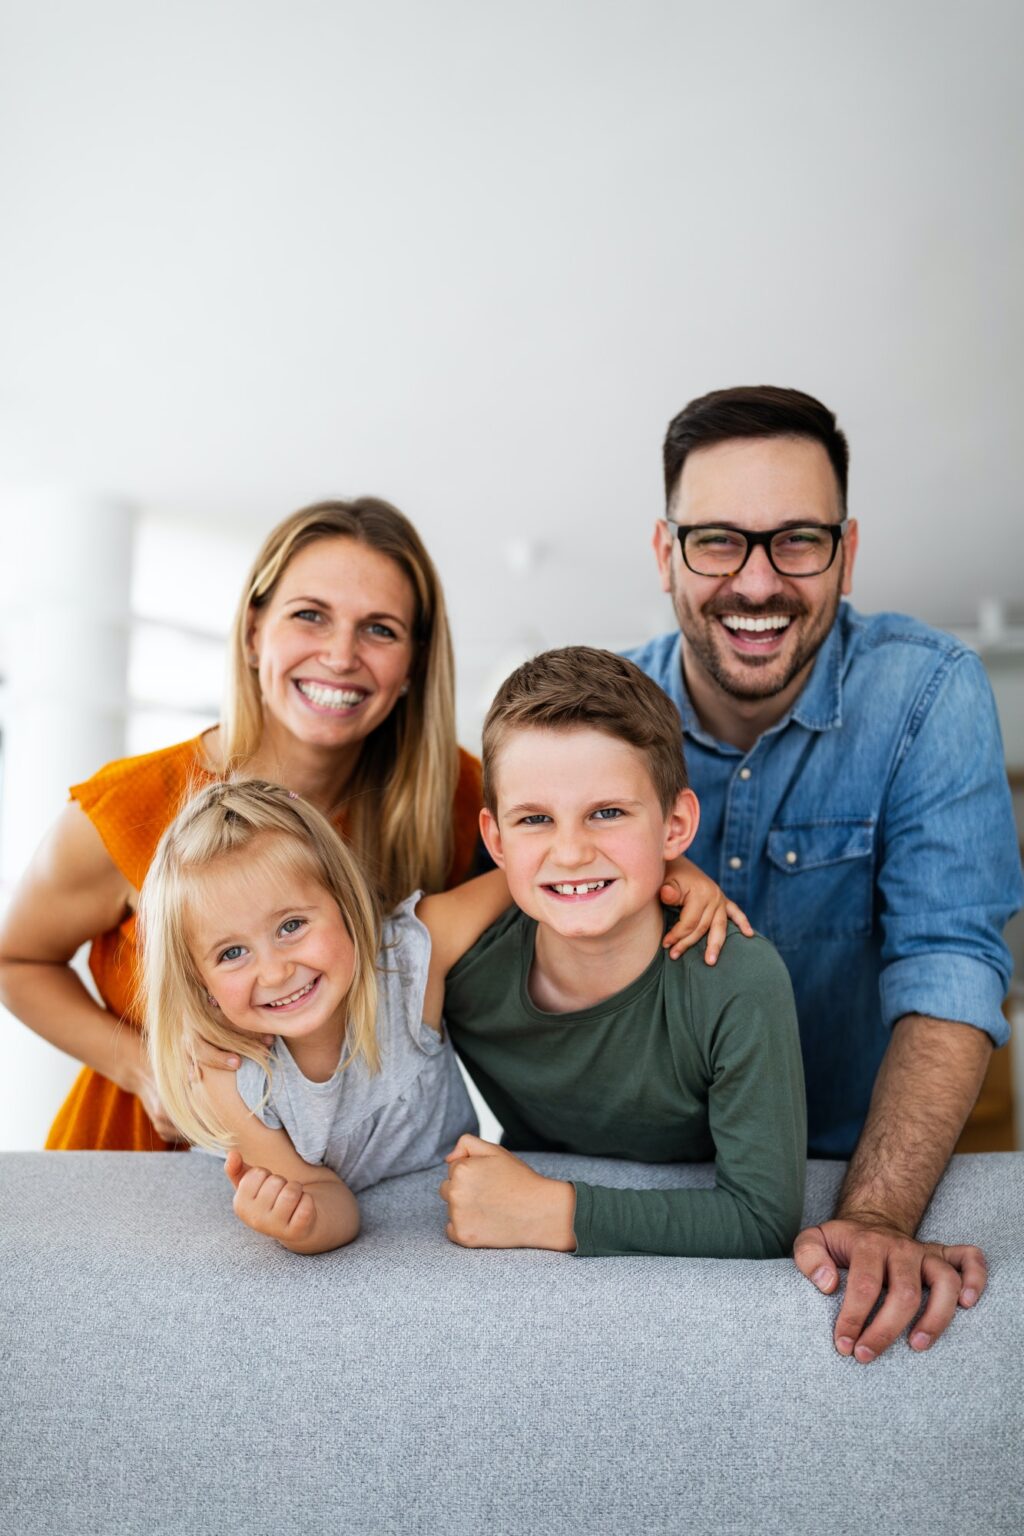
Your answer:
[670,520,849,578]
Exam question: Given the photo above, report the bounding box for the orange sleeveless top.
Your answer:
[46,735,484,1151]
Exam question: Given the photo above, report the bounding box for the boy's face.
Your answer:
[480,726,697,942]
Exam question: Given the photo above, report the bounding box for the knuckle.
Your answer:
[890,1283,922,1310]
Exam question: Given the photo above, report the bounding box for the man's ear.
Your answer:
[479,806,506,869]
[840,518,859,597]
[663,788,700,860]
[653,519,674,595]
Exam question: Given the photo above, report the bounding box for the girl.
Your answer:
[140,778,512,1253]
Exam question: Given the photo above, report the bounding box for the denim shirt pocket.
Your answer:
[765,818,876,947]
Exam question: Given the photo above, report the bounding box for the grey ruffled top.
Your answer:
[236,894,476,1193]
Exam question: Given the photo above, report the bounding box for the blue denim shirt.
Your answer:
[626,604,1022,1158]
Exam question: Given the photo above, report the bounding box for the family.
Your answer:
[0,385,1019,1368]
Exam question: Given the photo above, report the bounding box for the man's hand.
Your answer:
[659,858,753,964]
[439,1135,576,1250]
[793,1217,987,1363]
[224,1147,318,1247]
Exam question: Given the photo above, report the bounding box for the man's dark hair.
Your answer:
[663,386,850,509]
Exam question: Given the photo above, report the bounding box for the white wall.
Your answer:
[1,0,1022,1146]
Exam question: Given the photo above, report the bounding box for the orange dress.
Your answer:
[45,735,484,1152]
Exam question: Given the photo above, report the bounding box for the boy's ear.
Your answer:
[663,788,700,860]
[479,806,506,869]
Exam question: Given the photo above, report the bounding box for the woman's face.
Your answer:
[248,536,418,758]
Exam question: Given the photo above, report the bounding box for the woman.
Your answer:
[0,499,482,1151]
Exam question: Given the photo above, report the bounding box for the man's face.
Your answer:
[653,436,858,704]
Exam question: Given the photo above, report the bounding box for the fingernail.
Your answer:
[961,1287,978,1306]
[706,949,718,964]
[854,1345,875,1364]
[812,1265,832,1287]
[227,1056,239,1067]
[836,1336,854,1355]
[910,1330,932,1350]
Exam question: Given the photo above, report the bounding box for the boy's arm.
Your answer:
[442,938,806,1259]
[417,870,512,1026]
[196,1068,360,1255]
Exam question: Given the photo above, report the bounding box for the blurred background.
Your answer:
[1,0,1022,1148]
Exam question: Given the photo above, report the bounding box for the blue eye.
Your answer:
[292,608,324,623]
[279,917,306,936]
[592,807,624,820]
[365,622,399,640]
[520,814,551,825]
[217,944,246,964]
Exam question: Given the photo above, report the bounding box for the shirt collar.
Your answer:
[676,608,846,748]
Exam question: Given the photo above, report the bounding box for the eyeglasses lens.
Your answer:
[684,526,836,576]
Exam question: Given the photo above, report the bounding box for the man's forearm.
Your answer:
[835,1014,992,1234]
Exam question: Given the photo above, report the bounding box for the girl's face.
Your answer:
[190,848,355,1057]
[248,535,418,759]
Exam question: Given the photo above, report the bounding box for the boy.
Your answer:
[439,647,806,1259]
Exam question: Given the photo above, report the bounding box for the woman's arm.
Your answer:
[196,1067,359,1254]
[0,802,179,1140]
[417,869,513,1026]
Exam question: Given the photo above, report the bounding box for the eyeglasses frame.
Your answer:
[669,518,849,579]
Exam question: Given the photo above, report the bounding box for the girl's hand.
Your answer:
[224,1148,318,1246]
[660,855,754,964]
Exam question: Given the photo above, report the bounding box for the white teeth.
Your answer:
[297,681,366,708]
[265,978,316,1008]
[721,615,792,633]
[551,881,608,896]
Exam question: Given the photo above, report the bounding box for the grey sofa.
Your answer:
[2,1150,1022,1535]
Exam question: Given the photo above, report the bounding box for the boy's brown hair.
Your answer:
[482,647,688,815]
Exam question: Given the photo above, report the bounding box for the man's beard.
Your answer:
[670,577,842,704]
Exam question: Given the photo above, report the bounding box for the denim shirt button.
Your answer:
[728,856,743,870]
[785,850,798,865]
[739,767,752,781]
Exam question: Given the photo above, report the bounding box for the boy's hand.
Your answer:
[660,855,754,963]
[439,1135,576,1251]
[224,1147,317,1246]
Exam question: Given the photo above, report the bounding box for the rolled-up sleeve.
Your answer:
[877,650,1022,1042]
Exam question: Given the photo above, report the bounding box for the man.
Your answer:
[626,385,1022,1363]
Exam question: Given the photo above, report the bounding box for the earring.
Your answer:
[399,681,410,696]
[206,993,219,1009]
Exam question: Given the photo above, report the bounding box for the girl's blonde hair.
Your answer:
[138,779,382,1152]
[222,498,458,909]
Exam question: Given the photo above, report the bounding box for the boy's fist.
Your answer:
[439,1135,576,1251]
[224,1148,317,1244]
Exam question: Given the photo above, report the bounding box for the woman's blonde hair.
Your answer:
[222,498,457,908]
[138,779,382,1152]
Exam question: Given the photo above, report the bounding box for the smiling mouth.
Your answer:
[543,879,615,900]
[295,680,369,712]
[716,613,794,651]
[260,976,320,1011]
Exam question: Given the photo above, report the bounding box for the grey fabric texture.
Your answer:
[235,894,476,1192]
[2,1150,1021,1536]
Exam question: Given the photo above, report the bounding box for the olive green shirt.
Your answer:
[444,912,807,1258]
